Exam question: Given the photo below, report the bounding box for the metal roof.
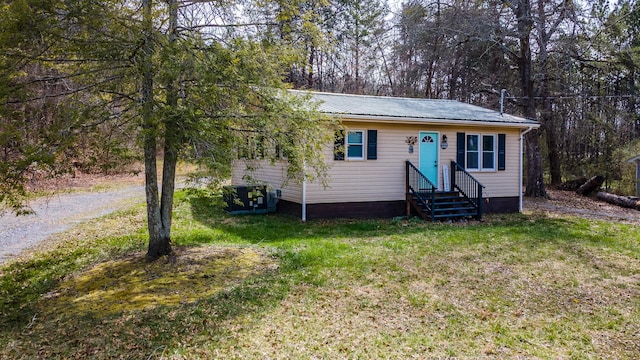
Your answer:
[292,90,539,128]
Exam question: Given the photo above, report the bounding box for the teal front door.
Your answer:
[419,131,439,187]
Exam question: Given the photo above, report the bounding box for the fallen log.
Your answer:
[595,191,640,211]
[576,175,605,196]
[558,177,588,191]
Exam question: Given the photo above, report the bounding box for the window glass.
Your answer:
[483,152,494,169]
[482,135,494,151]
[467,152,479,169]
[482,135,495,169]
[348,144,363,158]
[465,134,497,171]
[347,130,364,159]
[467,135,478,151]
[466,135,479,169]
[348,131,363,144]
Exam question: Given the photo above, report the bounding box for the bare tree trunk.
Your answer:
[545,116,562,186]
[141,0,170,259]
[425,61,435,98]
[146,0,177,259]
[516,0,548,198]
[541,79,562,186]
[355,18,361,94]
[425,0,441,98]
[308,45,315,88]
[158,0,179,255]
[536,0,563,187]
[374,34,393,95]
[524,130,547,197]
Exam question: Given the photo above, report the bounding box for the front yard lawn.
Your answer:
[1,189,639,359]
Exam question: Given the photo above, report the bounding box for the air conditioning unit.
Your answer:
[223,185,280,215]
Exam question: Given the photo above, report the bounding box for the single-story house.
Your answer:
[231,91,540,221]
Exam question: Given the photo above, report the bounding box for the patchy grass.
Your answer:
[1,190,640,359]
[43,246,277,316]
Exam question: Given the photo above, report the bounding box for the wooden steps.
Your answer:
[405,161,483,222]
[408,191,479,221]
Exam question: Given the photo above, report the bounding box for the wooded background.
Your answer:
[279,0,640,196]
[2,0,640,202]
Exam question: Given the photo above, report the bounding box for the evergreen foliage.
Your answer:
[0,0,336,257]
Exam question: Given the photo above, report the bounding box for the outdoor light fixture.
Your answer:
[441,135,448,149]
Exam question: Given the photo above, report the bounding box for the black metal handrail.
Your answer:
[406,160,437,220]
[450,161,485,219]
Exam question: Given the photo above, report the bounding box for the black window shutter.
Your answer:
[334,130,345,160]
[456,132,465,168]
[367,130,377,160]
[498,133,506,171]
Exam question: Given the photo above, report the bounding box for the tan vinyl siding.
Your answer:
[231,160,302,203]
[306,123,418,203]
[232,121,524,205]
[306,122,522,203]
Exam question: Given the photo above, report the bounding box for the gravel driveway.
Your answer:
[0,186,145,265]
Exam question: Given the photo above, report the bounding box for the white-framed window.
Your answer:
[482,134,496,170]
[466,134,495,171]
[346,130,365,160]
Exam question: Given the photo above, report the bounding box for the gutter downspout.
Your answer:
[519,126,535,212]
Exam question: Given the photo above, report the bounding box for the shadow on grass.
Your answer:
[1,268,291,359]
[0,231,148,322]
[1,242,290,358]
[2,189,637,358]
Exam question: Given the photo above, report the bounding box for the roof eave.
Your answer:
[327,113,541,129]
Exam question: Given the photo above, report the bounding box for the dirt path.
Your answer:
[0,185,145,265]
